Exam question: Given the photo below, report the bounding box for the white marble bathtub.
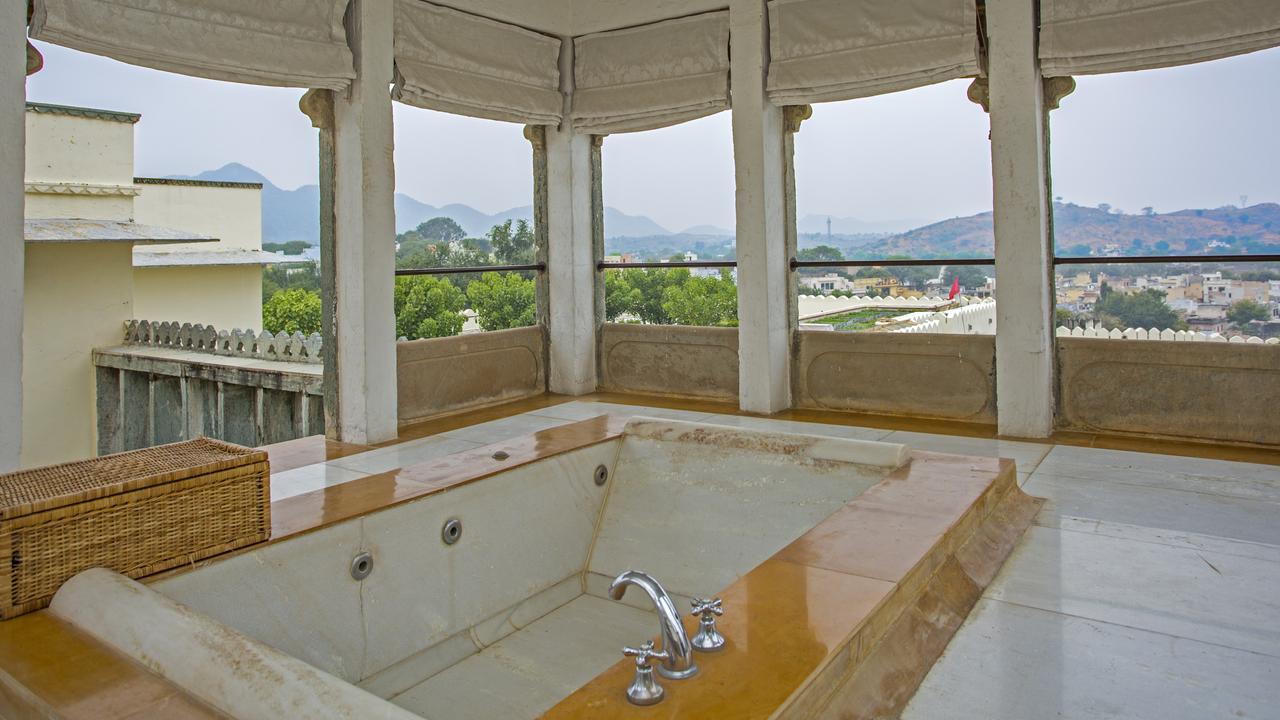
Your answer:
[49,418,909,719]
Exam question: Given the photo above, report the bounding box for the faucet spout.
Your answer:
[609,570,697,680]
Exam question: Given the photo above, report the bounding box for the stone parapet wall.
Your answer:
[793,331,997,422]
[1056,337,1280,445]
[598,323,739,400]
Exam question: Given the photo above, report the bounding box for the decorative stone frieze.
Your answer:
[124,320,323,363]
[24,182,141,196]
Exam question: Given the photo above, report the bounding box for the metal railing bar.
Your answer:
[790,258,994,270]
[395,263,545,276]
[1052,254,1280,265]
[597,260,738,270]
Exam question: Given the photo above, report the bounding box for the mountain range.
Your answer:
[852,202,1280,259]
[181,164,1280,258]
[180,163,685,241]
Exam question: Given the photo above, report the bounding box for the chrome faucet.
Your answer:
[609,570,698,680]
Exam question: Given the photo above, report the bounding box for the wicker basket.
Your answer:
[0,438,270,619]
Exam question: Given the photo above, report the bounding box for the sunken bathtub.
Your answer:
[43,416,1038,719]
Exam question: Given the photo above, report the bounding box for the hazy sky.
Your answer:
[26,41,1279,232]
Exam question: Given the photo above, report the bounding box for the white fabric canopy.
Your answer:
[767,0,980,104]
[572,12,730,134]
[394,0,563,125]
[29,0,354,89]
[1039,0,1280,76]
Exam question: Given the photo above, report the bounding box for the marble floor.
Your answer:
[268,400,1280,718]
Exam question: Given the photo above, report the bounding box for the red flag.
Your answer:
[948,276,960,300]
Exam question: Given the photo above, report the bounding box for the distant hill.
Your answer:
[855,202,1280,258]
[797,213,928,236]
[182,163,678,243]
[178,165,1280,257]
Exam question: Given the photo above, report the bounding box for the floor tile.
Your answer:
[1038,515,1280,565]
[1035,445,1280,503]
[325,435,482,475]
[524,402,619,421]
[904,598,1280,720]
[986,526,1280,658]
[270,463,372,501]
[700,413,893,441]
[881,431,1052,474]
[438,413,573,446]
[1027,471,1280,546]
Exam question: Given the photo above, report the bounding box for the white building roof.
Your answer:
[23,218,215,245]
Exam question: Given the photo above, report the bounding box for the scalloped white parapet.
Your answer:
[125,319,323,363]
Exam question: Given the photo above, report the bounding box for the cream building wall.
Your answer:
[24,104,137,221]
[132,180,265,330]
[132,264,262,330]
[21,242,134,468]
[21,104,142,467]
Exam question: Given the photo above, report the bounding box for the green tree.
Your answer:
[262,288,322,335]
[393,276,466,340]
[262,263,320,303]
[620,267,690,324]
[604,270,642,321]
[1054,308,1076,328]
[490,219,536,265]
[417,217,466,243]
[796,245,844,262]
[1095,288,1184,330]
[263,240,311,255]
[467,272,536,331]
[945,266,988,293]
[1226,299,1270,327]
[661,270,738,326]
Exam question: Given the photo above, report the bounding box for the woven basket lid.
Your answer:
[0,438,268,520]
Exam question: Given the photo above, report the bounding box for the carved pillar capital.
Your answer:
[782,104,813,134]
[590,134,607,148]
[25,40,42,76]
[298,88,334,130]
[523,124,546,150]
[967,77,990,112]
[1043,76,1076,111]
[966,75,1076,114]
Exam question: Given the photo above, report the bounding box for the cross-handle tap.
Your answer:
[609,570,698,679]
[622,640,668,706]
[690,597,726,652]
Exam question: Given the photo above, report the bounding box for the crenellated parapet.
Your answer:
[1056,325,1278,344]
[123,320,323,363]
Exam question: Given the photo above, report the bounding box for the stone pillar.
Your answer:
[543,41,597,395]
[322,0,398,444]
[1,11,27,471]
[731,0,791,414]
[987,0,1054,438]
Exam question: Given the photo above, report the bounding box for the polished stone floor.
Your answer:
[269,400,1280,718]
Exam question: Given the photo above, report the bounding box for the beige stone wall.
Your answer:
[24,111,134,188]
[1057,338,1280,446]
[598,323,739,400]
[23,193,134,221]
[793,331,997,422]
[132,183,262,252]
[22,243,134,467]
[132,265,262,332]
[397,326,546,425]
